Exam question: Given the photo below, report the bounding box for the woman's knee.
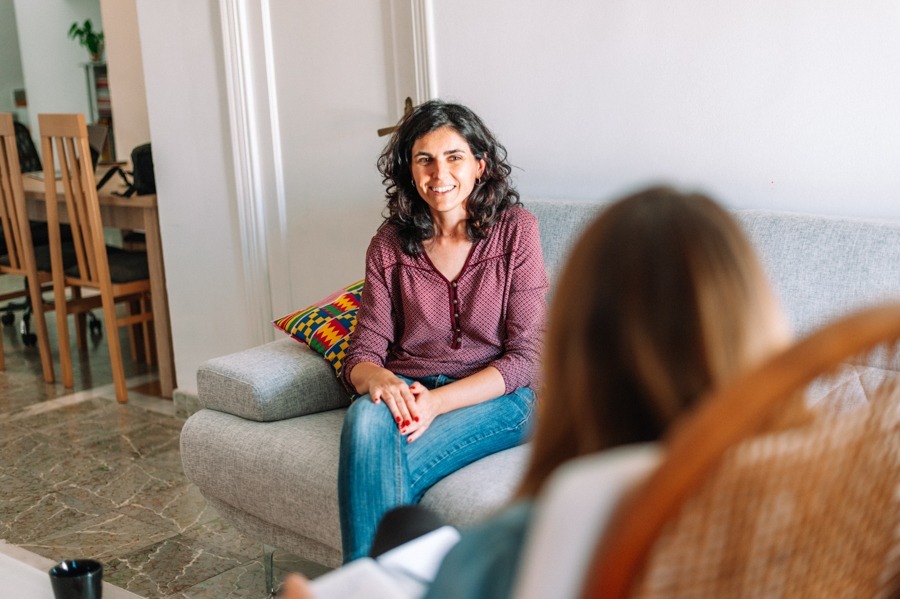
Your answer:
[342,398,396,445]
[500,386,537,431]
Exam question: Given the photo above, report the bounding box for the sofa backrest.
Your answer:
[526,198,900,372]
[526,198,606,285]
[734,210,900,336]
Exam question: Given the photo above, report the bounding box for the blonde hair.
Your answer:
[517,187,788,497]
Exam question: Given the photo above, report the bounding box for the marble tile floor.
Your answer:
[0,281,330,597]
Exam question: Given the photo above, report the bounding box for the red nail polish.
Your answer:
[403,420,410,427]
[414,416,420,422]
[395,416,401,423]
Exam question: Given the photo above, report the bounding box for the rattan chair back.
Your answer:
[585,302,900,598]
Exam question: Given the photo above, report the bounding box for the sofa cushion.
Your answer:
[180,408,346,559]
[196,338,350,422]
[273,280,364,381]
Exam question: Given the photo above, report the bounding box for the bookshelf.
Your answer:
[82,61,116,161]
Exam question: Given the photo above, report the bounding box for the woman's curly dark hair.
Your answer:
[377,99,521,255]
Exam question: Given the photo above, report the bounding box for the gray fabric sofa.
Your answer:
[180,198,900,570]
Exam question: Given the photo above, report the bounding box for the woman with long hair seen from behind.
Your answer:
[337,100,548,563]
[517,186,791,497]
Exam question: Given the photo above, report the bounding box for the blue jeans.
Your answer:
[337,375,535,562]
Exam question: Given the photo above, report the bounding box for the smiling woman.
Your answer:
[377,100,521,256]
[410,127,485,227]
[336,99,549,563]
[409,126,486,281]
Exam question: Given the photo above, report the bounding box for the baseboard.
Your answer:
[173,388,202,419]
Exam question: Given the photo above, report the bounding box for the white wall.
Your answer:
[0,0,26,120]
[13,0,102,135]
[431,0,900,221]
[99,0,150,157]
[136,0,251,396]
[267,2,394,313]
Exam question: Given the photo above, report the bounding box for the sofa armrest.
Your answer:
[197,337,351,421]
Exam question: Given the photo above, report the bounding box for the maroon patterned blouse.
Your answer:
[343,206,548,395]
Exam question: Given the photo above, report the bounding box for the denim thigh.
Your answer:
[405,379,535,501]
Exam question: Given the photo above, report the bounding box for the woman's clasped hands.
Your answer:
[366,368,444,443]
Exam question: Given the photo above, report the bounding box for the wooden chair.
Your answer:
[0,113,55,382]
[38,113,154,403]
[582,303,900,598]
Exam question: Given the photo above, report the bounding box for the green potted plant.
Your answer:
[68,19,105,61]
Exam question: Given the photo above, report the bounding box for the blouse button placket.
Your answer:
[450,280,462,349]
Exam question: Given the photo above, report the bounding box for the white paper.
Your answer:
[310,558,406,598]
[310,526,461,599]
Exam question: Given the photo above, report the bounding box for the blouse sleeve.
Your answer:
[489,213,549,394]
[342,233,396,392]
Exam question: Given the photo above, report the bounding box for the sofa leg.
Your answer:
[264,544,276,598]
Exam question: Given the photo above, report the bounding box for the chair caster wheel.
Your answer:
[22,333,37,347]
[1,313,14,326]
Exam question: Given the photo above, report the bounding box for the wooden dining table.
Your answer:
[22,168,175,398]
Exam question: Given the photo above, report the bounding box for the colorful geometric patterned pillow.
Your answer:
[273,280,364,380]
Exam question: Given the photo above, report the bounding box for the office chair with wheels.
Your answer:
[0,120,43,335]
[0,113,56,380]
[3,121,45,334]
[1,119,95,344]
[1,119,46,341]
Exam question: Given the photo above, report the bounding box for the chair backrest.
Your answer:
[14,120,42,174]
[584,303,900,598]
[0,113,36,273]
[37,113,110,289]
